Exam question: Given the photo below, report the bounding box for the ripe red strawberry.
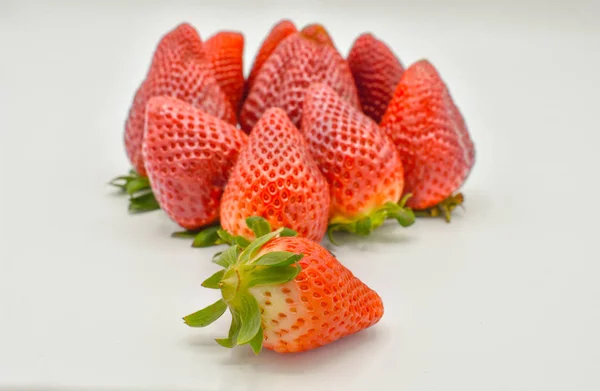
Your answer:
[348,33,404,123]
[220,108,330,242]
[205,31,245,114]
[302,83,414,239]
[183,223,384,354]
[142,96,247,230]
[246,19,297,94]
[240,31,359,132]
[124,23,235,177]
[299,23,335,46]
[380,60,476,219]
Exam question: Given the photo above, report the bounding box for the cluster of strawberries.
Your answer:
[111,20,476,355]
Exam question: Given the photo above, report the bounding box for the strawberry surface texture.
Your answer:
[381,60,475,211]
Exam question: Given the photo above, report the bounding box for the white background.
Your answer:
[1,0,599,390]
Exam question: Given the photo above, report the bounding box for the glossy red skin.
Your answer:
[348,33,404,123]
[240,32,359,132]
[205,31,245,115]
[380,60,475,209]
[125,23,235,176]
[246,20,297,94]
[142,96,247,229]
[252,237,384,353]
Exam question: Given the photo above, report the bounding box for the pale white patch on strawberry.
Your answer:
[250,283,308,348]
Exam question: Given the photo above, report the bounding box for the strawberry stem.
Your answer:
[109,169,159,213]
[414,193,464,223]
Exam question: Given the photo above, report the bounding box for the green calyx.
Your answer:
[327,193,415,244]
[172,216,297,249]
[182,218,302,355]
[109,169,159,213]
[414,193,464,223]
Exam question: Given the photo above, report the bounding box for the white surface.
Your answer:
[1,1,599,390]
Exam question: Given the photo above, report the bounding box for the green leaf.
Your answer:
[238,228,283,265]
[110,183,126,190]
[192,226,222,248]
[217,229,234,244]
[171,230,200,239]
[215,309,241,348]
[246,216,271,238]
[233,236,251,248]
[108,175,135,190]
[236,293,262,345]
[183,299,227,328]
[128,192,160,213]
[111,175,135,183]
[249,326,263,355]
[213,245,240,268]
[280,227,298,237]
[254,251,303,267]
[125,177,151,195]
[247,264,302,287]
[201,269,225,289]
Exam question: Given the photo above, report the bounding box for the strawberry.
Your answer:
[183,221,384,354]
[380,60,476,220]
[301,83,414,240]
[347,33,404,123]
[124,23,235,177]
[240,30,359,132]
[220,108,330,242]
[205,31,245,115]
[299,23,335,46]
[142,96,247,230]
[245,20,297,95]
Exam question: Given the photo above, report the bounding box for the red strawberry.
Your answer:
[124,23,235,177]
[299,23,335,46]
[220,108,330,242]
[240,31,359,132]
[380,60,476,220]
[142,96,247,230]
[348,33,404,123]
[246,20,297,94]
[183,223,384,354]
[205,31,245,114]
[302,83,414,239]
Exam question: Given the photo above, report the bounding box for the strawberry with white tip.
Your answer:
[183,217,384,354]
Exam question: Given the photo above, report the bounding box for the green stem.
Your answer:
[414,193,464,223]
